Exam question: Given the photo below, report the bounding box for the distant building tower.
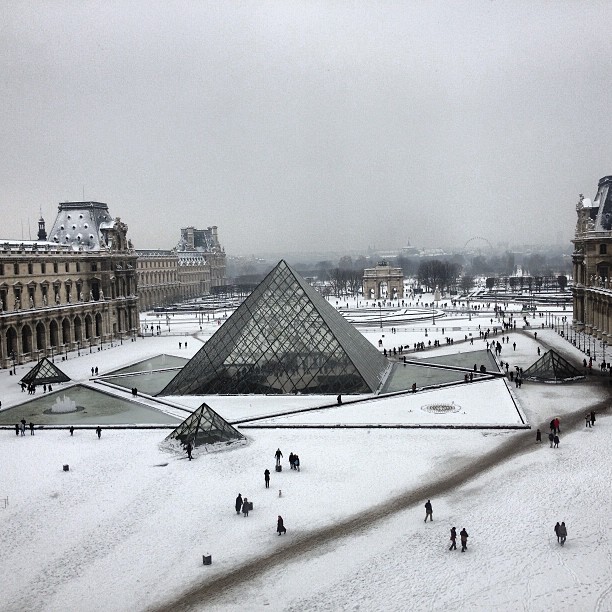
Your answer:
[37,217,47,241]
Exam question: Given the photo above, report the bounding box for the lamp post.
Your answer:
[89,336,92,353]
[77,340,81,357]
[379,302,383,330]
[11,351,16,375]
[50,345,54,363]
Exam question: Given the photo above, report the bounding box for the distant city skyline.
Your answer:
[2,2,611,255]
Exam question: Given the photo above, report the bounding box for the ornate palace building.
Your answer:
[572,175,612,342]
[0,202,139,369]
[136,226,226,311]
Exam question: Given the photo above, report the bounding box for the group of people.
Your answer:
[235,493,252,517]
[90,367,99,376]
[424,501,470,552]
[15,419,34,436]
[554,522,568,546]
[585,410,596,428]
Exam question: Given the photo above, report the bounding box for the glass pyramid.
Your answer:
[165,402,245,447]
[161,260,390,395]
[20,357,70,386]
[522,350,584,382]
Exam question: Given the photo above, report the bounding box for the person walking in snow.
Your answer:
[96,426,101,439]
[69,425,74,436]
[586,414,592,428]
[14,423,19,436]
[460,528,469,552]
[591,410,596,426]
[186,441,193,461]
[277,515,286,535]
[553,434,560,448]
[289,452,295,470]
[558,522,567,546]
[294,455,300,471]
[29,422,34,435]
[264,469,270,488]
[275,448,283,468]
[449,527,457,550]
[548,432,554,448]
[554,522,561,543]
[235,493,243,514]
[242,497,250,517]
[424,500,433,522]
[536,429,541,443]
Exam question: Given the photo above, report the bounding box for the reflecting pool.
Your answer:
[0,385,181,426]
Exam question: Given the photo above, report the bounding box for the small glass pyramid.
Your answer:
[20,357,70,386]
[161,260,390,395]
[165,402,245,447]
[522,350,584,382]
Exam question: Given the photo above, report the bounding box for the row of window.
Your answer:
[0,262,98,275]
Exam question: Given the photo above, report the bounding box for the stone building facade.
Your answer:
[572,176,612,343]
[0,202,139,368]
[136,225,226,311]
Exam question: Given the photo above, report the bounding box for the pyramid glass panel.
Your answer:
[161,260,390,395]
[20,358,70,386]
[522,350,584,382]
[165,402,246,447]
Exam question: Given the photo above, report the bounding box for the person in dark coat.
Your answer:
[548,432,554,448]
[96,426,101,439]
[294,455,300,471]
[586,414,592,428]
[29,422,34,435]
[186,441,193,461]
[424,500,433,522]
[558,522,567,546]
[235,494,243,514]
[337,394,342,405]
[536,429,541,443]
[289,452,295,470]
[264,469,270,488]
[554,522,561,543]
[15,423,19,436]
[449,527,457,550]
[277,515,286,535]
[553,434,560,448]
[460,528,469,552]
[242,497,250,517]
[591,410,596,426]
[69,426,74,436]
[275,448,283,467]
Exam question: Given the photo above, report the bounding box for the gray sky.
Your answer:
[2,1,612,255]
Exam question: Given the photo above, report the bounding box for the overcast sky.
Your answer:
[2,1,612,256]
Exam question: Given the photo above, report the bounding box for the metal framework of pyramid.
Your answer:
[522,349,584,382]
[20,358,70,386]
[161,260,390,395]
[165,402,245,447]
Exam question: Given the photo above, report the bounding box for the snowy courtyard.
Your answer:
[1,300,610,612]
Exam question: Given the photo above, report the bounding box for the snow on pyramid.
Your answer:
[20,357,70,387]
[161,260,390,395]
[165,402,245,447]
[522,349,584,382]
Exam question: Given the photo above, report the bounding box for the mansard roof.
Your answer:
[48,202,117,251]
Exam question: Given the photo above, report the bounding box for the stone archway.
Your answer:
[21,324,33,355]
[49,320,59,349]
[95,312,103,337]
[6,327,17,357]
[62,318,71,345]
[85,314,93,340]
[36,321,46,352]
[74,316,83,343]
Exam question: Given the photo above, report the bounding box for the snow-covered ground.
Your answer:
[0,299,610,612]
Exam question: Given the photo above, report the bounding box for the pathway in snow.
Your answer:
[150,388,610,611]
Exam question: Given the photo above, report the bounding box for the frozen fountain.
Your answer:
[50,395,78,414]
